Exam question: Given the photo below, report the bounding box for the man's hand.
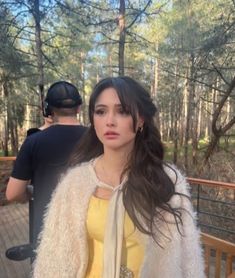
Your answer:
[6,177,30,203]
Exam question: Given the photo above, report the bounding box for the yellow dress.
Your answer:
[86,195,144,278]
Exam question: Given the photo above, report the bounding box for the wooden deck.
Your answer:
[0,203,31,278]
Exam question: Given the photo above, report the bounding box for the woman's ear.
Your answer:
[138,117,144,128]
[137,117,144,132]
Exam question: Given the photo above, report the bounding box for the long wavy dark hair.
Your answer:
[70,76,185,240]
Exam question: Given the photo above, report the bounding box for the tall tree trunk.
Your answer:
[204,91,210,140]
[152,45,159,101]
[152,50,160,129]
[13,114,18,153]
[118,0,125,75]
[225,96,231,148]
[9,116,17,155]
[2,80,9,156]
[173,64,180,164]
[184,52,197,171]
[3,118,9,156]
[190,60,197,166]
[183,70,190,172]
[197,97,202,141]
[173,94,179,164]
[80,52,88,125]
[108,46,113,76]
[33,0,44,126]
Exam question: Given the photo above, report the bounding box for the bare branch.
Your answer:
[159,66,228,94]
[212,75,235,135]
[126,0,152,30]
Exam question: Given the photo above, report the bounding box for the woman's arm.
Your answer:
[175,171,205,278]
[32,164,93,278]
[32,171,82,278]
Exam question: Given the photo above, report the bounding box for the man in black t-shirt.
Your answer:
[6,81,87,250]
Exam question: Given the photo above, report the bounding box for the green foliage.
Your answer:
[0,0,234,169]
[0,6,27,77]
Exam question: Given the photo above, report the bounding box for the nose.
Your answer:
[106,111,116,127]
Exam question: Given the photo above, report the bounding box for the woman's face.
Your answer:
[93,87,143,153]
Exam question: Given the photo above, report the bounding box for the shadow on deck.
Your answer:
[0,203,31,278]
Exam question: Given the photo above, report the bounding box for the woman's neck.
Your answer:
[96,150,130,187]
[102,150,129,171]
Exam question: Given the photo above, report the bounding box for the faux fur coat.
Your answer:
[32,161,205,278]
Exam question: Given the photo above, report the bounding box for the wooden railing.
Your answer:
[188,177,235,240]
[188,177,235,190]
[202,232,235,278]
[0,156,16,161]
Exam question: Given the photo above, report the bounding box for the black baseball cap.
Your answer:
[45,81,82,108]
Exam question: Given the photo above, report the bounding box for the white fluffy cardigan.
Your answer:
[33,161,205,278]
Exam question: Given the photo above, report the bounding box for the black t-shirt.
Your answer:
[26,127,41,137]
[11,125,87,243]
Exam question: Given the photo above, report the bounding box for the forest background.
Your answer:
[0,0,234,181]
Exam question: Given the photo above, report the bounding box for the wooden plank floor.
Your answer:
[0,203,31,278]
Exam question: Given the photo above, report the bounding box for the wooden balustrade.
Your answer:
[0,156,16,161]
[202,232,235,278]
[188,177,235,190]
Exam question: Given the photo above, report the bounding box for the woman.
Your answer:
[33,76,205,278]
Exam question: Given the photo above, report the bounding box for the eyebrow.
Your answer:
[94,103,122,108]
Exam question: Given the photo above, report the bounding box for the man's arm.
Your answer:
[7,135,34,203]
[6,177,30,203]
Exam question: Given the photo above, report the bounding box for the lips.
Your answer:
[104,131,119,136]
[104,131,119,139]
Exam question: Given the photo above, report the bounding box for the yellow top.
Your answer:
[86,195,144,278]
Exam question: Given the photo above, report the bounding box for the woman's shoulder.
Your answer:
[56,160,95,191]
[65,160,93,176]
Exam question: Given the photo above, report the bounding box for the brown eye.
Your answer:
[94,109,105,115]
[118,108,130,115]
